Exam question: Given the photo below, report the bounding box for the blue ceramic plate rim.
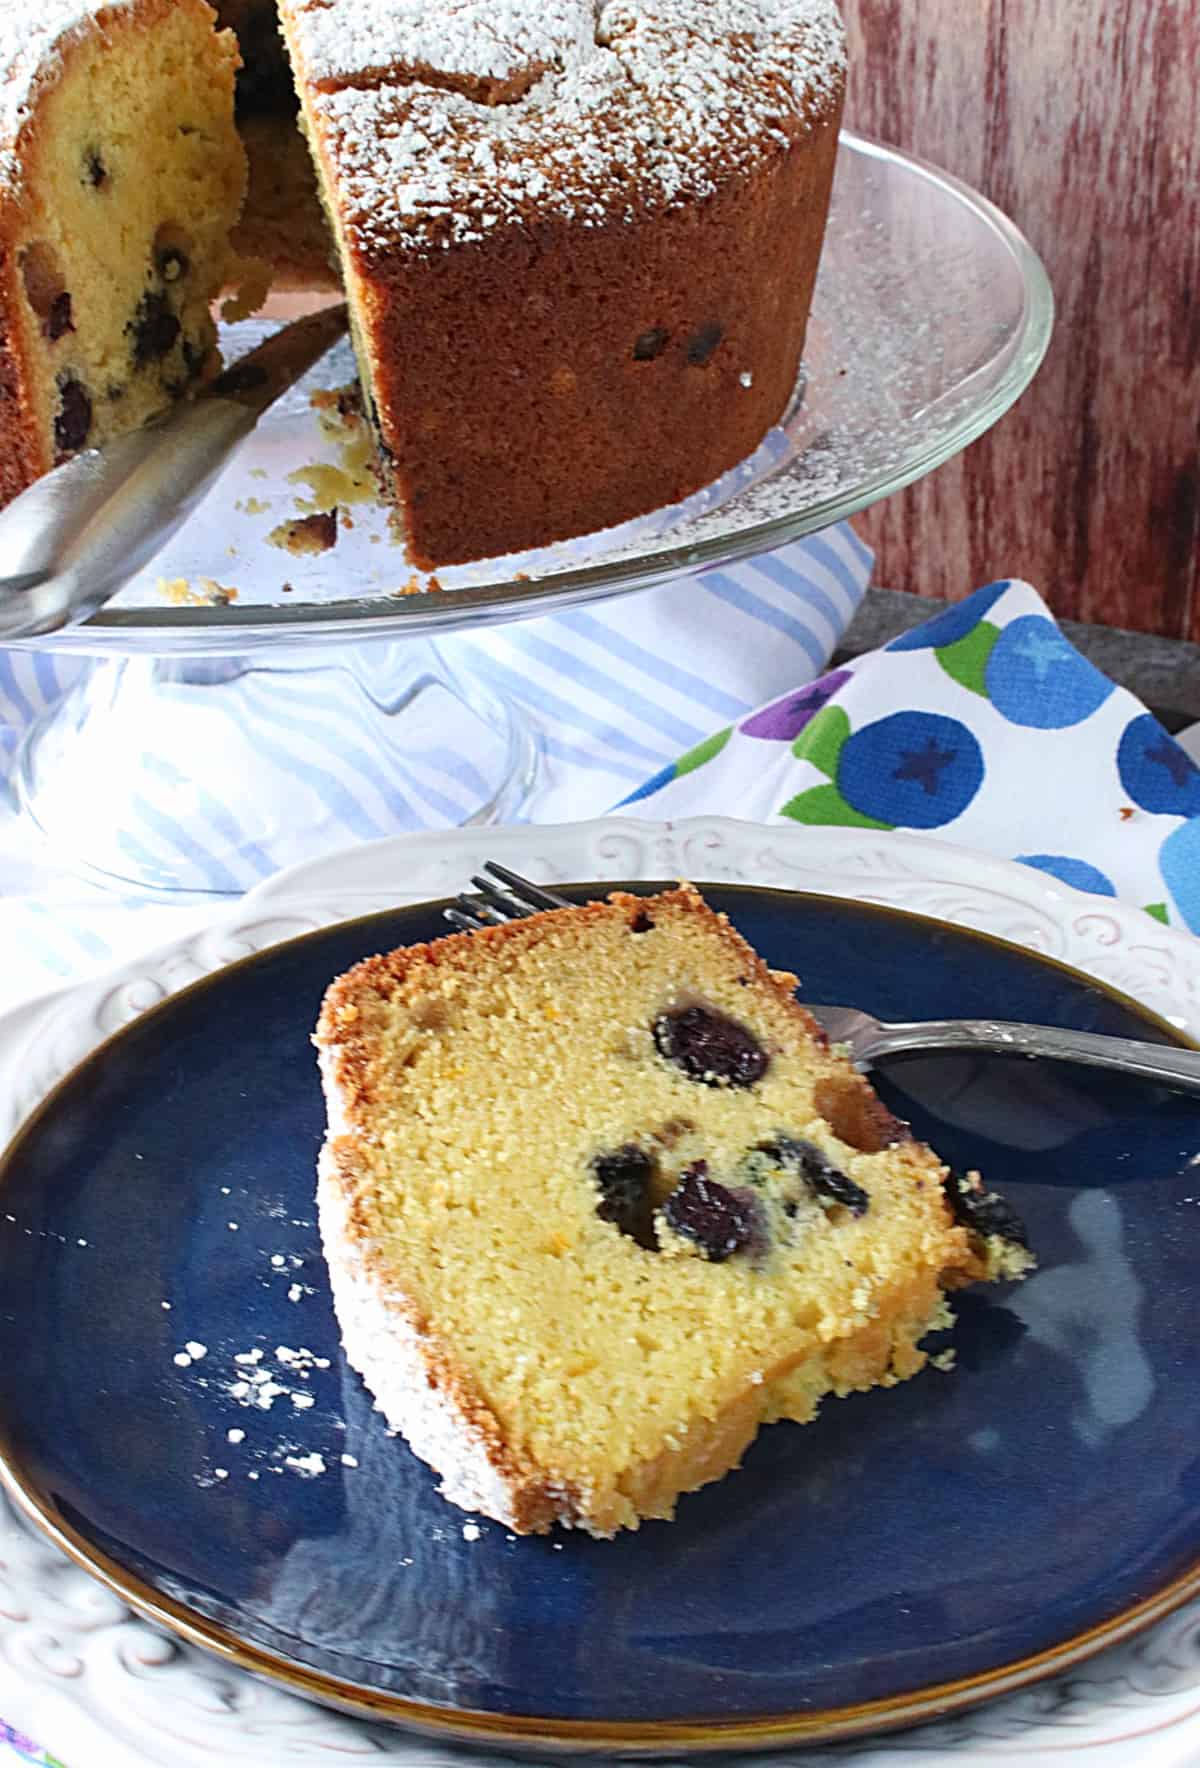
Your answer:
[1,883,1198,1756]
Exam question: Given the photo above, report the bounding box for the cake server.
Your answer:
[446,863,1200,1098]
[0,301,348,642]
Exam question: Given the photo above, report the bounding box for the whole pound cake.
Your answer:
[279,0,846,568]
[0,1,247,507]
[315,885,1032,1537]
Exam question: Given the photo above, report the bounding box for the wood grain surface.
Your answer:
[840,0,1200,637]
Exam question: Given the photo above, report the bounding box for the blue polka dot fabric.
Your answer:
[620,579,1200,932]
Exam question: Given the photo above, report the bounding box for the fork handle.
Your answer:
[860,1019,1200,1095]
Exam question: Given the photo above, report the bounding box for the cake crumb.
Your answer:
[288,453,375,514]
[268,509,338,555]
[221,256,273,322]
[156,576,195,605]
[157,575,237,607]
[284,1451,326,1479]
[462,1521,481,1541]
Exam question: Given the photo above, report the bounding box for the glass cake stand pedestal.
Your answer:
[8,133,1052,896]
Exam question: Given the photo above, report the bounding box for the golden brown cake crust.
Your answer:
[280,0,846,567]
[355,125,838,568]
[0,288,41,504]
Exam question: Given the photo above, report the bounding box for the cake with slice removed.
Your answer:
[278,0,847,568]
[314,883,1032,1537]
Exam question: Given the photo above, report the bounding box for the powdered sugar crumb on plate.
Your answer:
[284,1451,327,1479]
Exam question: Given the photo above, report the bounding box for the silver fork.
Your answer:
[446,864,1200,1096]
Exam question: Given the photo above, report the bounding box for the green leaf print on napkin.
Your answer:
[778,784,892,828]
[675,725,732,778]
[935,621,1000,697]
[783,704,890,826]
[791,704,851,776]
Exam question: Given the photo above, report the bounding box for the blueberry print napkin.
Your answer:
[623,578,1200,933]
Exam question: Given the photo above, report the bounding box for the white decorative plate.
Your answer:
[2,816,1199,1768]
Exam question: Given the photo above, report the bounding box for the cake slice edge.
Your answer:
[316,1021,574,1531]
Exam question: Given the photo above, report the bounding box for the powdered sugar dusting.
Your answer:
[286,0,595,95]
[223,1341,331,1411]
[288,0,845,253]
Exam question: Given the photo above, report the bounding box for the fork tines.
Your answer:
[445,862,572,932]
[482,862,572,910]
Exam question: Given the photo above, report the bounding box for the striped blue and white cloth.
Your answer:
[0,525,871,1006]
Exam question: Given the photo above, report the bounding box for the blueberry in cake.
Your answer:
[278,0,847,568]
[315,884,1033,1537]
[0,1,247,507]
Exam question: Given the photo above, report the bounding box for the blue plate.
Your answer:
[1,885,1199,1753]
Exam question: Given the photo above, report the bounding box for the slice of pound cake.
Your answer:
[0,1,247,507]
[315,885,1032,1537]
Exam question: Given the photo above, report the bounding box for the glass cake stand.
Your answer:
[9,132,1053,893]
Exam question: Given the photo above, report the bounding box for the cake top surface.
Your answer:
[284,0,846,257]
[286,0,598,95]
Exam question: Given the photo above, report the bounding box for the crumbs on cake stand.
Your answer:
[268,508,339,555]
[393,572,444,596]
[156,576,240,607]
[263,384,387,558]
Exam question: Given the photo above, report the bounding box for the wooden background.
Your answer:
[840,1,1200,638]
